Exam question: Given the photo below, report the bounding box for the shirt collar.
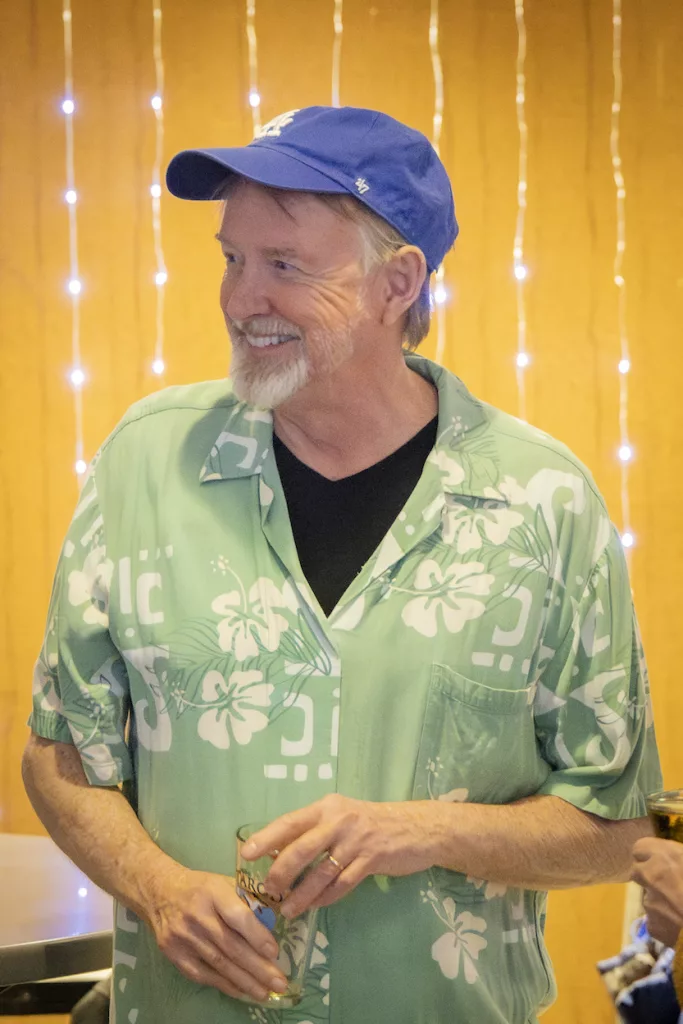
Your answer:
[406,354,507,504]
[199,402,273,482]
[199,356,505,504]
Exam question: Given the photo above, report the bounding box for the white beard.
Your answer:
[228,311,360,410]
[230,345,310,409]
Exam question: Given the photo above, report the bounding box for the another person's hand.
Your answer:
[145,865,287,1002]
[241,794,437,917]
[631,837,683,947]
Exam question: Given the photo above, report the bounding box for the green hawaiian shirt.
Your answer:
[30,354,661,1024]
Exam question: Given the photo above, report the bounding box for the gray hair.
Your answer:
[215,179,432,350]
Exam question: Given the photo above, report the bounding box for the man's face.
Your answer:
[217,181,372,408]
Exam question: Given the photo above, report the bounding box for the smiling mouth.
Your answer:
[244,334,299,348]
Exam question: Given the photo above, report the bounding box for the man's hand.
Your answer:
[241,794,437,917]
[145,864,288,1002]
[631,838,683,947]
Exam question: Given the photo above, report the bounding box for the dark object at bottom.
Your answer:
[0,978,95,1015]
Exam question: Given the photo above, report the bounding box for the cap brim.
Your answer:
[166,145,349,200]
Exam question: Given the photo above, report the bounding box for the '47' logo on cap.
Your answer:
[355,178,370,194]
[255,110,300,139]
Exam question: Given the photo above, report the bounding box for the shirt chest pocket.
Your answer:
[412,665,545,902]
[413,664,541,807]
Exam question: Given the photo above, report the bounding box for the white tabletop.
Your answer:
[0,833,113,985]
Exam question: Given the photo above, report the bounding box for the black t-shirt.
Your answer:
[273,417,438,616]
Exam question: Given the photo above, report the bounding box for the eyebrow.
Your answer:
[214,234,301,260]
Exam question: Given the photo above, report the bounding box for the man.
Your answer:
[24,105,660,1024]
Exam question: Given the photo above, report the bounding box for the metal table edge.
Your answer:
[0,930,113,986]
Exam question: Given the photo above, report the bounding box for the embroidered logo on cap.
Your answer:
[255,110,300,139]
[355,178,370,194]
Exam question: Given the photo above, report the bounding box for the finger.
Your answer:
[312,858,370,909]
[632,838,668,861]
[279,852,348,918]
[173,945,270,1003]
[266,825,337,894]
[193,937,286,999]
[212,893,280,958]
[183,917,287,991]
[241,805,324,861]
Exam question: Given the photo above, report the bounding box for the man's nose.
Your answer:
[222,265,271,320]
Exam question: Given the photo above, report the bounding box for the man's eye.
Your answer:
[273,259,294,271]
[223,252,237,264]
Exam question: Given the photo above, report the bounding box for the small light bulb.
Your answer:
[516,352,530,369]
[621,531,634,549]
[69,368,86,388]
[152,358,165,375]
[62,98,75,115]
[432,284,448,306]
[68,278,82,296]
[249,91,261,108]
[151,94,162,111]
[618,359,630,374]
[618,444,633,463]
[75,459,87,476]
[514,264,528,281]
[78,887,88,898]
[150,183,162,198]
[155,270,167,286]
[65,189,78,205]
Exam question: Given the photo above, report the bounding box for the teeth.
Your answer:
[246,335,295,348]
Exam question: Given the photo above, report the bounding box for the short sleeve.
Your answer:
[533,524,661,819]
[29,465,133,786]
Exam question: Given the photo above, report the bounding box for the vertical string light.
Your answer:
[150,4,167,377]
[61,0,87,477]
[615,0,636,949]
[513,0,530,420]
[246,0,261,135]
[429,0,448,364]
[331,0,343,108]
[611,0,634,555]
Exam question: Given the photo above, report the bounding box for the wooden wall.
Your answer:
[1,1,682,1021]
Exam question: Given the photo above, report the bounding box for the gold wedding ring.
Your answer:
[325,852,343,872]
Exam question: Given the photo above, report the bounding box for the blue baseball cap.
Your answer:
[166,105,458,273]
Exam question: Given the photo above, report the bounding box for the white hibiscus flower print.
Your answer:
[212,577,296,660]
[495,476,528,506]
[430,900,488,983]
[67,547,113,627]
[466,876,508,899]
[442,500,525,554]
[428,450,466,488]
[401,560,494,637]
[197,670,273,750]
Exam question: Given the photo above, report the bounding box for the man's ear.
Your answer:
[378,246,428,328]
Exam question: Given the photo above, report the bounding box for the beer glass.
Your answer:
[647,790,683,843]
[235,822,319,1008]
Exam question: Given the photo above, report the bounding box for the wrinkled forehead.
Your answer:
[219,176,334,221]
[218,177,365,257]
